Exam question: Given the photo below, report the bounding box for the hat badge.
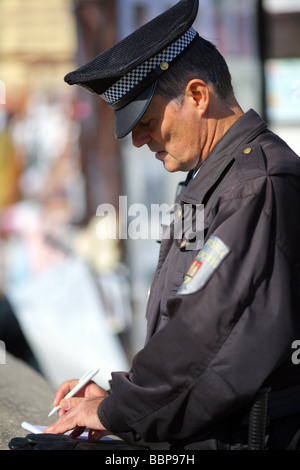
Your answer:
[160,61,169,71]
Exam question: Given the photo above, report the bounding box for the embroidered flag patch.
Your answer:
[177,235,230,295]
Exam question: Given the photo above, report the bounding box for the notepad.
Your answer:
[21,421,89,440]
[21,421,114,441]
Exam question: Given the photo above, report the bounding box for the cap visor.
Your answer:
[114,82,157,139]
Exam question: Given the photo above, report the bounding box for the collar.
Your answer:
[177,109,267,205]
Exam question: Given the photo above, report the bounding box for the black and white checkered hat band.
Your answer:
[101,27,197,105]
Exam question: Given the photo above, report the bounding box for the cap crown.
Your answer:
[64,0,199,97]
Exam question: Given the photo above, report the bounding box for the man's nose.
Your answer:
[131,126,151,148]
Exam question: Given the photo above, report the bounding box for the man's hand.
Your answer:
[52,379,106,414]
[44,380,110,441]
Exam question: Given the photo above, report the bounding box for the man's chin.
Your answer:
[155,152,191,173]
[162,162,188,173]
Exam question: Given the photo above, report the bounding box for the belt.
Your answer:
[172,385,300,451]
[268,385,300,420]
[246,384,300,450]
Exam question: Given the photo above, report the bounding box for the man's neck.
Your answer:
[196,98,244,169]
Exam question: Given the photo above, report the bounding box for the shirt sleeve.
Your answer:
[98,174,297,443]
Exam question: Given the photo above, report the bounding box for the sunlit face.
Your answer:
[131,92,206,173]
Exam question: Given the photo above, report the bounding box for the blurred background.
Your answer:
[0,0,299,389]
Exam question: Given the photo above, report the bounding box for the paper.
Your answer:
[21,421,89,440]
[21,421,114,441]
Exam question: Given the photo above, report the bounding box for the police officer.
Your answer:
[44,0,300,450]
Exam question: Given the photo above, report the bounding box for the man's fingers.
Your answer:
[60,397,83,411]
[70,426,86,439]
[44,396,107,436]
[56,397,83,417]
[53,379,79,407]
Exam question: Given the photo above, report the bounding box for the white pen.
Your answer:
[48,367,100,417]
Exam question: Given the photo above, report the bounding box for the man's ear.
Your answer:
[186,79,210,115]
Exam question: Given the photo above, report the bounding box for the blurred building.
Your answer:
[0,0,83,223]
[0,0,121,225]
[0,0,76,91]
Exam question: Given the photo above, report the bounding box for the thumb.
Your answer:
[60,397,82,411]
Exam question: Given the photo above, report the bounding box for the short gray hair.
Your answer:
[156,35,234,103]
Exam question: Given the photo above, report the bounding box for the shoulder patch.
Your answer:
[177,235,230,295]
